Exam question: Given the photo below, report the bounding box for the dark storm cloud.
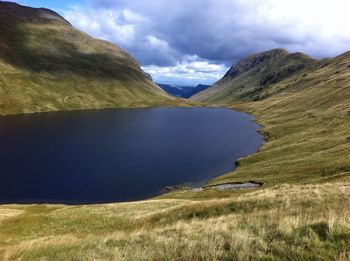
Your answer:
[84,0,327,64]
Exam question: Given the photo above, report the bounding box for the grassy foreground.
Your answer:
[1,182,349,260]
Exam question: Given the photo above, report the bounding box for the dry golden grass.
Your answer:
[1,182,349,260]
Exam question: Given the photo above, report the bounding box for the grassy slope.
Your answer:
[1,9,350,259]
[0,2,177,115]
[197,50,350,187]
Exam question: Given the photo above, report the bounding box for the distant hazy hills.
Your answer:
[0,1,172,115]
[157,83,210,98]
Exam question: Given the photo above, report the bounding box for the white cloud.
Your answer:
[63,0,350,84]
[142,56,228,85]
[64,7,138,46]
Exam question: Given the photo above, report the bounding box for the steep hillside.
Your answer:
[193,48,315,103]
[0,1,173,115]
[193,48,350,186]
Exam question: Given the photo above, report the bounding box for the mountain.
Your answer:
[158,83,210,98]
[157,83,189,97]
[192,48,315,103]
[187,84,211,98]
[0,1,172,115]
[192,48,350,186]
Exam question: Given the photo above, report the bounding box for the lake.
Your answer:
[0,108,263,204]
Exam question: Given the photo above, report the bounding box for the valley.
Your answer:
[0,2,349,260]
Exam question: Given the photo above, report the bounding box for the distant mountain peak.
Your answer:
[157,83,210,98]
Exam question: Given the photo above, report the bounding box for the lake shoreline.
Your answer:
[0,104,266,205]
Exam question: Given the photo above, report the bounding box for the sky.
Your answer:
[12,0,350,85]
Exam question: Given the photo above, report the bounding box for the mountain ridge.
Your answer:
[0,1,173,115]
[192,48,316,103]
[0,1,71,26]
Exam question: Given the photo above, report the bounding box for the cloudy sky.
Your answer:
[14,0,350,85]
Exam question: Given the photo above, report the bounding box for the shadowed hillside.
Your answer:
[0,1,174,115]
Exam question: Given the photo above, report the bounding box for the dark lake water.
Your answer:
[0,108,263,204]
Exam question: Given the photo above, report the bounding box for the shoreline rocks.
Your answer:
[165,181,264,193]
